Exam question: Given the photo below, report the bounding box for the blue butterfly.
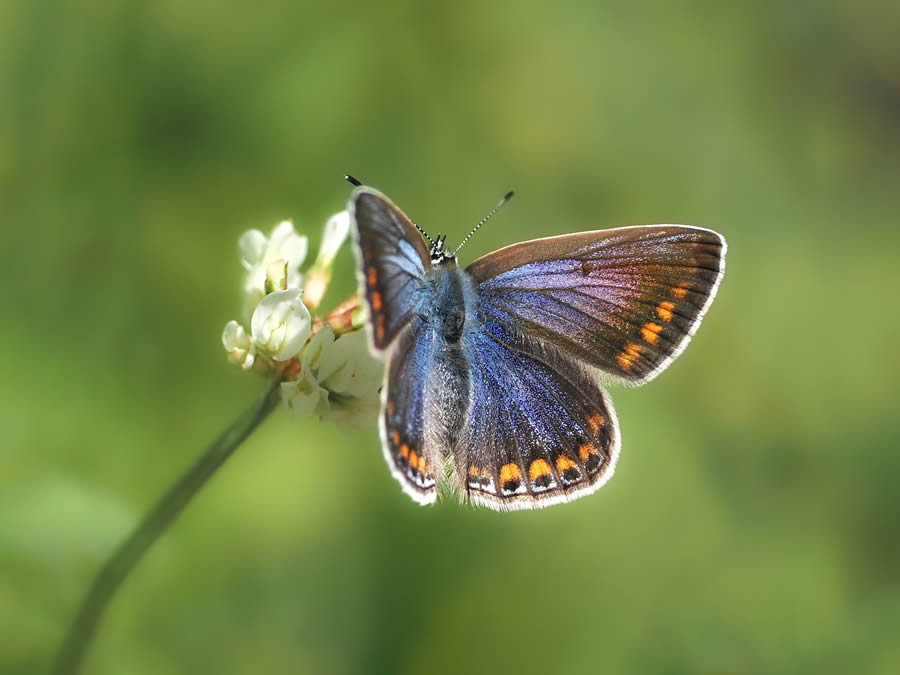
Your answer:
[348,178,726,510]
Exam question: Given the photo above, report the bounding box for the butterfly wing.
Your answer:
[457,321,619,510]
[350,188,438,503]
[379,317,438,504]
[350,187,431,352]
[466,226,726,384]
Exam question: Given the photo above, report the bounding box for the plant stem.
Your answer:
[50,378,284,675]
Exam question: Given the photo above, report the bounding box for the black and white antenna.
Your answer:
[414,222,435,247]
[454,190,515,256]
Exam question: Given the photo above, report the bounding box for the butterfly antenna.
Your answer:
[454,190,515,256]
[344,174,362,186]
[414,222,435,246]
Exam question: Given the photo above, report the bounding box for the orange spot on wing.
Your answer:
[387,399,395,416]
[469,466,493,491]
[367,267,377,286]
[587,413,605,433]
[371,291,382,311]
[641,322,663,345]
[617,342,643,369]
[400,444,410,459]
[409,450,419,470]
[499,463,521,485]
[556,455,577,473]
[392,430,400,445]
[672,286,688,299]
[376,316,386,341]
[529,459,552,482]
[657,301,675,323]
[579,443,597,462]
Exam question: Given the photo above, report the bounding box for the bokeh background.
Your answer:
[2,1,899,673]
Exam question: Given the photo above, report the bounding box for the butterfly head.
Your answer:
[429,235,457,267]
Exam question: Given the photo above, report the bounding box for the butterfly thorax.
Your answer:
[423,266,477,345]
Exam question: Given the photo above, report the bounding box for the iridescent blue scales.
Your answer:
[350,187,726,510]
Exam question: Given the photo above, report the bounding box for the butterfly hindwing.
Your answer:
[350,188,431,352]
[380,317,437,504]
[457,320,620,510]
[467,226,726,384]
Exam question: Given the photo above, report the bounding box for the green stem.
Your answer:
[50,378,284,675]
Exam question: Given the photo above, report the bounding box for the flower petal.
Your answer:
[304,211,351,310]
[278,233,309,269]
[300,325,335,371]
[316,210,351,268]
[267,221,308,269]
[281,374,327,417]
[268,220,296,248]
[318,330,383,396]
[239,230,267,270]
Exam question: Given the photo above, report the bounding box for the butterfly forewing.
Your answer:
[458,321,620,510]
[467,226,726,384]
[350,188,431,352]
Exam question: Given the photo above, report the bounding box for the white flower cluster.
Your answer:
[222,213,383,426]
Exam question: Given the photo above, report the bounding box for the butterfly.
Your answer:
[347,177,726,511]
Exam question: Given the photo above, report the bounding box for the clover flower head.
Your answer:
[222,209,382,429]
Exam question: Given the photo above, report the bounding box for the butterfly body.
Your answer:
[412,267,471,471]
[350,186,726,511]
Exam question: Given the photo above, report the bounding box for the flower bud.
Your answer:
[304,210,351,309]
[222,320,255,369]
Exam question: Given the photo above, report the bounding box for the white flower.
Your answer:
[222,320,255,369]
[317,329,383,398]
[250,289,311,361]
[317,211,351,270]
[240,221,308,320]
[304,210,351,309]
[281,326,384,425]
[225,209,382,429]
[281,326,334,417]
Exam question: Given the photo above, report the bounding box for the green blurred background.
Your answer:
[2,1,899,673]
